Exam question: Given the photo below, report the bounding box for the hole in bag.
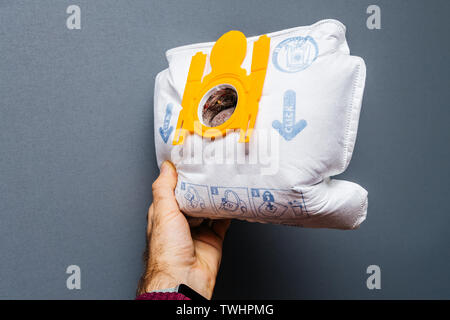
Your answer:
[199,84,238,127]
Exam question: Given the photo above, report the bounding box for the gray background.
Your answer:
[1,0,449,299]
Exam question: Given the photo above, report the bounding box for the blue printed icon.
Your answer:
[251,188,260,197]
[159,103,174,144]
[219,190,247,215]
[258,191,287,217]
[184,186,205,212]
[288,200,307,216]
[272,90,307,141]
[272,36,318,73]
[210,186,219,195]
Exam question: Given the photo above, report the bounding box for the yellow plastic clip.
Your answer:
[172,30,270,145]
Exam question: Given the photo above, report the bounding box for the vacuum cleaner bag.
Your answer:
[154,19,367,229]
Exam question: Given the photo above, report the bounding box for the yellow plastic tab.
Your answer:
[172,30,270,145]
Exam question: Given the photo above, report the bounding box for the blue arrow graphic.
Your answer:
[159,103,174,144]
[272,90,307,141]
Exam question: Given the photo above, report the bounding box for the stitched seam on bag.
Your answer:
[166,19,346,56]
[351,192,368,229]
[342,62,361,172]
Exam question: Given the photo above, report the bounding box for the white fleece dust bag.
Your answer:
[154,19,367,229]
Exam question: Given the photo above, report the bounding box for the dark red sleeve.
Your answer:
[135,292,191,300]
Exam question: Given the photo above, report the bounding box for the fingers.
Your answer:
[187,217,204,228]
[151,161,181,222]
[191,219,231,252]
[212,219,231,242]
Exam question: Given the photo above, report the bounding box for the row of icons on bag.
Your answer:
[178,182,309,218]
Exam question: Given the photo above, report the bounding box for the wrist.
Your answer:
[143,271,179,293]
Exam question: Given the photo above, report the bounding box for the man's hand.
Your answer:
[137,161,231,299]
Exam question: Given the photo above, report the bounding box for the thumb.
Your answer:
[152,161,180,220]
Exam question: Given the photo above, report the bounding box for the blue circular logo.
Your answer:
[272,36,318,73]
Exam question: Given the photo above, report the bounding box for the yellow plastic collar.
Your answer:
[172,30,270,145]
